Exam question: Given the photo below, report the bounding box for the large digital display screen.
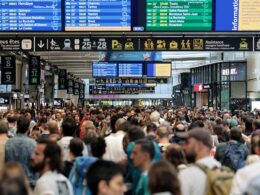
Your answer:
[216,0,260,31]
[146,0,212,31]
[146,63,171,77]
[0,0,62,31]
[92,63,117,77]
[118,63,143,77]
[65,0,131,31]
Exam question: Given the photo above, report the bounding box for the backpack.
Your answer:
[195,163,234,195]
[69,156,97,195]
[222,142,246,172]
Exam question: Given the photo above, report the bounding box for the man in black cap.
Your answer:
[179,128,221,195]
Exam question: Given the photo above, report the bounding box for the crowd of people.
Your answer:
[0,106,260,195]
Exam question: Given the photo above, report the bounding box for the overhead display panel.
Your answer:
[146,63,171,77]
[92,63,117,77]
[0,0,62,31]
[65,0,131,31]
[118,63,143,77]
[146,0,212,31]
[216,0,260,31]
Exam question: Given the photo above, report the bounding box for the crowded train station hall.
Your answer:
[0,0,260,194]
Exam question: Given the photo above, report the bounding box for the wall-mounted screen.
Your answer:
[92,63,117,77]
[216,0,260,31]
[65,0,131,31]
[146,63,171,77]
[118,63,143,77]
[0,0,62,31]
[146,0,212,31]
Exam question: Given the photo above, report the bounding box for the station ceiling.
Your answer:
[28,51,221,79]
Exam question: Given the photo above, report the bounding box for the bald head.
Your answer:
[115,118,126,133]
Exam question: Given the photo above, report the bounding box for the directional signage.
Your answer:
[58,69,67,90]
[0,94,10,105]
[0,38,33,51]
[1,56,16,85]
[140,37,253,51]
[79,83,85,99]
[0,36,257,51]
[67,78,74,94]
[73,81,80,95]
[29,56,41,85]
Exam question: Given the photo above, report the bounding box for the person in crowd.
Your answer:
[80,120,96,139]
[58,117,76,161]
[252,119,260,134]
[47,120,60,142]
[230,133,260,195]
[171,123,187,145]
[215,127,249,171]
[103,118,127,162]
[62,138,84,178]
[6,113,17,137]
[164,143,187,171]
[148,160,181,195]
[179,128,221,195]
[31,139,73,195]
[131,139,155,195]
[0,120,8,171]
[0,161,32,195]
[86,160,126,195]
[69,137,106,195]
[156,126,171,152]
[213,124,225,143]
[146,122,157,141]
[55,112,63,130]
[25,112,36,133]
[150,111,161,127]
[5,116,37,187]
[74,113,81,137]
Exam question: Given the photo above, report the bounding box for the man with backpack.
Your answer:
[215,127,249,172]
[179,128,225,195]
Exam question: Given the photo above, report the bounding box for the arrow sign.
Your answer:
[37,40,45,48]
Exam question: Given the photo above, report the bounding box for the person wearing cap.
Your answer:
[171,123,187,145]
[179,128,221,195]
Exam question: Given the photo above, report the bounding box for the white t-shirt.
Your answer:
[103,131,126,162]
[58,136,73,161]
[34,171,73,195]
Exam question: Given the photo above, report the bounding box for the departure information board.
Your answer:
[146,63,171,77]
[0,0,62,31]
[65,0,131,31]
[216,0,260,31]
[146,0,212,31]
[92,63,117,77]
[118,63,143,77]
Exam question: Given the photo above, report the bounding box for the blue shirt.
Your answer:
[5,133,37,185]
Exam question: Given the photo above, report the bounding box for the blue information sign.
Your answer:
[65,0,131,31]
[92,63,117,77]
[118,63,143,77]
[0,0,62,31]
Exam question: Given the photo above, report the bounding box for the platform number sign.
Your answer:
[29,56,40,85]
[58,69,67,90]
[67,78,74,94]
[1,56,16,85]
